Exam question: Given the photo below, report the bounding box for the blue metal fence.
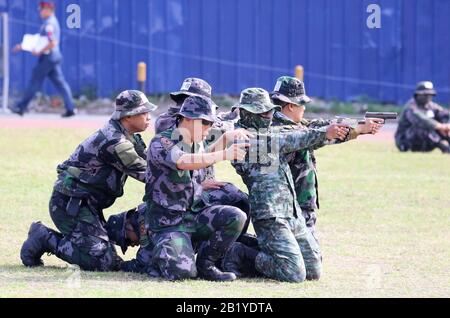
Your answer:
[6,0,450,104]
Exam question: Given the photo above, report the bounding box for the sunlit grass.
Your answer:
[0,127,449,297]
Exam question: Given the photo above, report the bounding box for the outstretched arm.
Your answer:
[176,143,248,170]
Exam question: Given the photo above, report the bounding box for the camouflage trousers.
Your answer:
[202,182,251,236]
[120,244,159,276]
[151,205,246,280]
[396,127,450,152]
[302,208,319,243]
[253,216,322,283]
[49,190,122,271]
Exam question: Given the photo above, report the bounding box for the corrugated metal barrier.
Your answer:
[5,0,450,104]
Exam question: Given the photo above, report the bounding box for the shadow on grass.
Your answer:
[1,264,283,285]
[0,264,155,283]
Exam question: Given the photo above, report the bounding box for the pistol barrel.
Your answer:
[365,112,398,120]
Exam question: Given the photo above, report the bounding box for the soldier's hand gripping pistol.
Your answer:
[332,112,398,134]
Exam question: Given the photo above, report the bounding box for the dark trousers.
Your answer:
[49,190,122,271]
[151,205,246,280]
[16,55,74,112]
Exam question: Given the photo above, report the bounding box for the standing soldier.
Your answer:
[10,2,76,117]
[156,78,251,238]
[20,90,157,271]
[395,81,450,153]
[145,95,251,281]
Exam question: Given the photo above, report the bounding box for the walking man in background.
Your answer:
[10,1,76,117]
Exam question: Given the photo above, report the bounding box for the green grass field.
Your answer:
[0,126,449,298]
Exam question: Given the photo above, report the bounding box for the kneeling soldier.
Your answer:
[20,90,157,271]
[155,78,251,237]
[145,95,251,281]
[270,76,382,239]
[225,88,349,282]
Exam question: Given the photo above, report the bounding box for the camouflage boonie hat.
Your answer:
[177,95,218,123]
[105,209,139,254]
[234,88,281,114]
[270,76,311,106]
[170,78,213,103]
[415,81,437,96]
[112,90,158,120]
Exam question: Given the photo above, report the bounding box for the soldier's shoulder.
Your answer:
[305,118,328,127]
[404,99,417,109]
[96,125,131,154]
[102,120,128,139]
[151,129,177,150]
[430,102,447,112]
[271,117,284,127]
[157,111,172,120]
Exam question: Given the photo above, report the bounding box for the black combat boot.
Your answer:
[237,233,259,249]
[197,248,237,282]
[437,140,450,154]
[221,242,259,278]
[20,222,62,267]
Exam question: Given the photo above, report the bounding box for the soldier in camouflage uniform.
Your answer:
[222,85,381,281]
[145,95,251,281]
[106,203,259,277]
[20,90,157,271]
[105,204,160,275]
[155,78,214,134]
[270,76,382,239]
[222,88,368,282]
[156,78,251,237]
[395,81,450,153]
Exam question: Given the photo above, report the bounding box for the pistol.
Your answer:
[364,112,398,123]
[333,112,398,127]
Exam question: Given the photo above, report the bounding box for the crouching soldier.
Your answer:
[146,95,251,281]
[20,90,157,271]
[395,81,450,153]
[105,204,158,275]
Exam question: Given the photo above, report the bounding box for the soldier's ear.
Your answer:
[288,104,295,112]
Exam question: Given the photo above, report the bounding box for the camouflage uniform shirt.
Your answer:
[271,112,330,210]
[396,99,449,139]
[54,119,147,211]
[144,128,208,233]
[272,112,360,211]
[232,123,328,221]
